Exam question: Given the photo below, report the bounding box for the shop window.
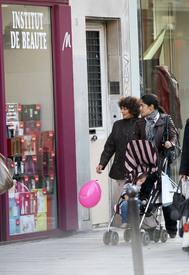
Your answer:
[137,0,189,176]
[2,5,58,235]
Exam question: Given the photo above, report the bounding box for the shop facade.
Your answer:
[0,0,78,241]
[137,0,189,174]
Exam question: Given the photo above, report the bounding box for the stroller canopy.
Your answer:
[125,140,159,183]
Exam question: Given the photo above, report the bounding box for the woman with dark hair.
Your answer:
[96,96,140,197]
[133,93,178,238]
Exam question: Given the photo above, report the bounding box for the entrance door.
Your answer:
[86,23,110,225]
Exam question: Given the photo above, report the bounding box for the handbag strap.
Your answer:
[164,115,170,141]
[176,179,182,193]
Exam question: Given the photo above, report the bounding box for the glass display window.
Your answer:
[137,0,189,176]
[2,4,58,235]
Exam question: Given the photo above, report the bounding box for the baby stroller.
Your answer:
[103,139,168,246]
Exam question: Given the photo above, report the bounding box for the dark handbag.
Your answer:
[179,198,189,237]
[0,153,14,195]
[162,115,181,165]
[170,180,185,221]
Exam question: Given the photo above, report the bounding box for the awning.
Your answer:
[143,28,167,60]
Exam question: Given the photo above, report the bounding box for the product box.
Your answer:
[9,218,20,235]
[37,213,47,231]
[41,131,54,151]
[25,155,37,176]
[19,192,31,216]
[6,121,24,138]
[9,198,20,235]
[37,151,55,176]
[7,137,23,157]
[24,121,41,135]
[6,103,22,123]
[21,135,36,156]
[33,188,47,213]
[7,121,24,138]
[21,104,40,121]
[26,131,41,152]
[12,156,25,176]
[43,175,55,194]
[29,175,40,190]
[15,181,29,193]
[30,191,38,214]
[20,215,37,234]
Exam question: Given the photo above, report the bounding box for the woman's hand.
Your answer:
[96,165,103,174]
[162,141,172,149]
[179,174,187,181]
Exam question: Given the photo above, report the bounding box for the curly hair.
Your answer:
[118,96,140,118]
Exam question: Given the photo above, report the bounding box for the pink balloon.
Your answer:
[79,180,102,208]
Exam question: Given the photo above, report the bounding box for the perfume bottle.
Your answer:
[21,161,24,174]
[9,204,12,217]
[25,200,29,215]
[29,108,33,119]
[13,202,17,217]
[21,197,25,215]
[47,178,50,192]
[30,197,33,214]
[14,162,18,175]
[33,199,36,213]
[31,179,35,189]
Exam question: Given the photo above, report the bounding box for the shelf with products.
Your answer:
[6,103,55,235]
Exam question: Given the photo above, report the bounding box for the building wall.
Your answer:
[70,0,140,230]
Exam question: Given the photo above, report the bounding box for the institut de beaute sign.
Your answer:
[10,11,47,50]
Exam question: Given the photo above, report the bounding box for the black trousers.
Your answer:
[163,204,177,233]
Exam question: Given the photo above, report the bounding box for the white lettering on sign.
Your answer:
[62,32,71,51]
[10,11,47,50]
[10,31,20,49]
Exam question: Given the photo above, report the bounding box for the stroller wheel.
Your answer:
[153,229,160,243]
[123,228,131,242]
[160,229,168,243]
[141,232,150,246]
[110,231,119,246]
[103,231,111,245]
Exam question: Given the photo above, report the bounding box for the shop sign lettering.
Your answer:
[10,11,47,50]
[62,32,71,51]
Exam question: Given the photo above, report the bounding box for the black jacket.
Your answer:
[133,113,177,159]
[99,117,139,180]
[179,119,189,176]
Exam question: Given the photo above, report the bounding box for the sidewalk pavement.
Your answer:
[0,227,188,275]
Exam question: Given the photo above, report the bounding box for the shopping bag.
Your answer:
[161,173,175,207]
[0,153,15,195]
[179,198,189,237]
[170,180,186,221]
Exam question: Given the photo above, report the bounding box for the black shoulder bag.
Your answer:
[163,115,182,165]
[170,180,185,221]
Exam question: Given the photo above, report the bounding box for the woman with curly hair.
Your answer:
[96,96,140,194]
